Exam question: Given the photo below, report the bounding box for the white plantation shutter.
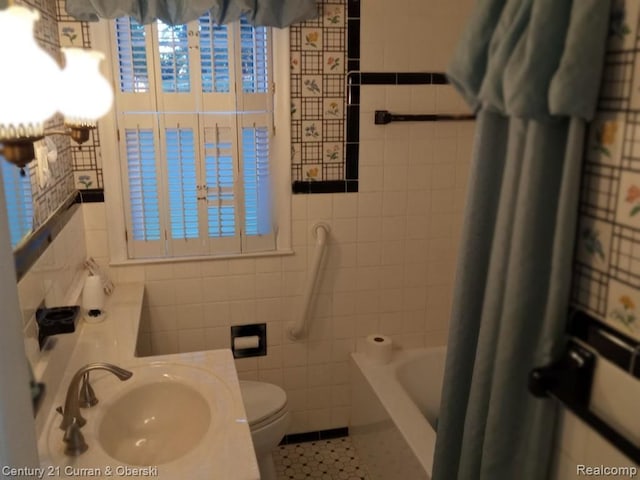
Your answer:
[111,15,275,259]
[201,116,241,254]
[239,17,269,94]
[114,17,149,93]
[120,119,164,258]
[156,21,190,94]
[241,125,274,251]
[199,15,231,94]
[236,17,271,112]
[113,17,156,111]
[199,14,237,112]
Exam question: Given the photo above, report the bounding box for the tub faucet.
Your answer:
[58,362,133,432]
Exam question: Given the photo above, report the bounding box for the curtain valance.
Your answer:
[63,0,318,27]
[447,0,608,120]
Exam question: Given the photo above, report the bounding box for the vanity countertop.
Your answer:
[36,282,259,480]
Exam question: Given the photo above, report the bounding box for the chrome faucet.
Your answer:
[58,362,132,455]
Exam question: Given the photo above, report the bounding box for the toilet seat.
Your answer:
[239,380,288,430]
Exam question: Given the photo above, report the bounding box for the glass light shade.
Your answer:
[0,6,61,140]
[59,48,114,127]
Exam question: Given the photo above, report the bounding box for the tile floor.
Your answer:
[274,436,370,480]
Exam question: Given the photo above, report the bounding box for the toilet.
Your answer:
[239,380,290,480]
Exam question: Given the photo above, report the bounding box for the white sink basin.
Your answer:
[41,361,248,478]
[98,381,211,465]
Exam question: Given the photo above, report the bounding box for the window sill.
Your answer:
[108,248,295,267]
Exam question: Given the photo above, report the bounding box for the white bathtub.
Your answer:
[350,347,446,480]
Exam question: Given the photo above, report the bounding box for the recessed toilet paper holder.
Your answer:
[231,323,267,359]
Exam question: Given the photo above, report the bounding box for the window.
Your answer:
[104,13,288,260]
[0,157,33,248]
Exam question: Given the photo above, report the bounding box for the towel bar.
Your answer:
[374,110,475,125]
[529,337,640,463]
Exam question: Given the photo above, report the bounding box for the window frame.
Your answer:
[90,18,292,265]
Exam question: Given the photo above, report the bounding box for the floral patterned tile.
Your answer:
[292,144,302,164]
[324,4,344,27]
[324,98,343,118]
[303,121,323,141]
[576,218,612,273]
[302,28,322,50]
[615,171,640,228]
[606,279,640,339]
[74,171,97,190]
[303,164,322,181]
[292,99,301,120]
[324,142,343,163]
[608,0,640,51]
[587,113,624,167]
[324,53,344,74]
[58,21,82,47]
[302,75,323,97]
[291,52,301,74]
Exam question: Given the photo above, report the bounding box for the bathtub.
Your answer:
[350,347,446,480]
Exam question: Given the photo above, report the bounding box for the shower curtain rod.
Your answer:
[374,110,476,125]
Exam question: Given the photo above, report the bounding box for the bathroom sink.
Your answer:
[42,361,247,477]
[97,381,211,465]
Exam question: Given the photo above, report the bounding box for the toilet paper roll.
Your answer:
[364,334,393,365]
[234,335,260,350]
[82,275,105,311]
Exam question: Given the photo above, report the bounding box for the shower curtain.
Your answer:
[432,1,610,479]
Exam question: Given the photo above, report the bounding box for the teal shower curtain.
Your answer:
[63,0,317,26]
[432,1,610,479]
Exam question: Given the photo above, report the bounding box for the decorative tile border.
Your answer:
[280,426,349,445]
[572,1,640,341]
[290,0,349,190]
[55,0,105,191]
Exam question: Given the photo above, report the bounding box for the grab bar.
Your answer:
[288,223,330,340]
[374,110,476,125]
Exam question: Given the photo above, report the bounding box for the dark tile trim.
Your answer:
[347,0,360,19]
[76,188,105,203]
[279,427,349,445]
[350,72,452,86]
[293,1,453,194]
[292,180,358,194]
[568,309,640,378]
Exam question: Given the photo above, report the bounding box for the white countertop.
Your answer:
[36,282,260,480]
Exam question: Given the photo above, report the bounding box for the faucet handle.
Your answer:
[57,405,86,430]
[79,372,98,408]
[63,419,88,456]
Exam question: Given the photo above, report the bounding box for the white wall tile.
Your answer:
[174,278,203,305]
[178,303,204,330]
[178,328,207,353]
[202,302,230,327]
[34,0,477,437]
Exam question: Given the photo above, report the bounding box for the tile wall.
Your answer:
[14,0,76,227]
[83,0,475,432]
[15,0,475,434]
[290,0,349,185]
[554,0,640,474]
[16,206,87,369]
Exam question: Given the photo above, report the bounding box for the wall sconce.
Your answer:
[0,6,113,171]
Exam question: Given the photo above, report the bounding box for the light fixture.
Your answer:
[0,6,113,170]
